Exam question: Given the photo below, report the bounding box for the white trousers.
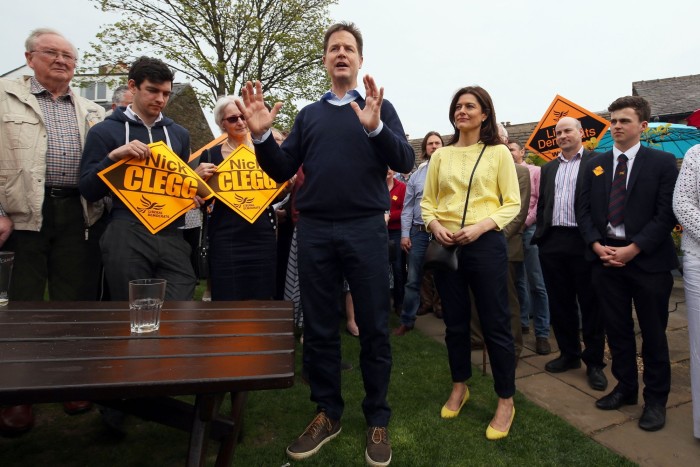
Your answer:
[682,254,700,438]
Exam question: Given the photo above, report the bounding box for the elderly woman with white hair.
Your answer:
[194,95,277,300]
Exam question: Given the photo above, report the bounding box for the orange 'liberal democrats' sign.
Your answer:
[98,141,214,234]
[526,95,610,161]
[206,144,288,224]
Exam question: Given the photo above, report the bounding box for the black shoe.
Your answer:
[544,355,581,373]
[286,412,341,460]
[595,390,638,410]
[586,366,608,391]
[638,404,666,431]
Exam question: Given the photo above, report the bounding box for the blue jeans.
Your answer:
[399,227,430,327]
[517,225,550,337]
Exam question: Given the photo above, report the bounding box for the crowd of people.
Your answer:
[1,22,698,466]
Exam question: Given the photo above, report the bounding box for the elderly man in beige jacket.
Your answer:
[0,28,106,436]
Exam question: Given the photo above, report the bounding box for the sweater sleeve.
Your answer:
[489,148,521,229]
[79,125,120,202]
[254,111,305,183]
[372,100,415,174]
[674,145,700,253]
[421,150,442,230]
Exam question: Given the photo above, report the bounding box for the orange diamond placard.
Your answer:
[526,95,610,161]
[206,144,288,224]
[98,141,214,234]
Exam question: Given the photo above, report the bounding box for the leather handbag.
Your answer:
[423,240,460,271]
[195,149,211,279]
[423,144,487,271]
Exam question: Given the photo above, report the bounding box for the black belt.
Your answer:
[413,223,427,232]
[45,186,80,198]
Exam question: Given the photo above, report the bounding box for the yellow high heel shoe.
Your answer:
[440,387,470,419]
[485,407,515,440]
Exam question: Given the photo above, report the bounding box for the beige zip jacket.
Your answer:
[0,76,105,231]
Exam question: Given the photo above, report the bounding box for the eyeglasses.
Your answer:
[31,49,77,64]
[223,115,245,124]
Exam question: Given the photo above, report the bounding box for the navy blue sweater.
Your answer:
[255,97,414,220]
[79,108,191,225]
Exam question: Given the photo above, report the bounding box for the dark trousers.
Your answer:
[538,227,605,367]
[4,196,105,300]
[100,219,195,301]
[435,230,515,399]
[592,261,673,405]
[297,215,391,426]
[471,261,524,356]
[388,229,405,310]
[182,226,202,279]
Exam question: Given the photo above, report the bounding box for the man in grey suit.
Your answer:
[532,116,607,392]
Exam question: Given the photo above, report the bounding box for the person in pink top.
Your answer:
[507,141,551,355]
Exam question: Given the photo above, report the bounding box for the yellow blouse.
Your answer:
[421,143,520,233]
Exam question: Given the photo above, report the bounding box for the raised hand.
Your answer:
[350,75,383,132]
[237,81,283,140]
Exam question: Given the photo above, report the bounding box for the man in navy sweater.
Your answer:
[238,22,414,466]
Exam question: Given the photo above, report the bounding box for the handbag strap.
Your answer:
[459,144,488,228]
[198,149,212,245]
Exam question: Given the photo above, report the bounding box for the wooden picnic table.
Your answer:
[0,300,295,466]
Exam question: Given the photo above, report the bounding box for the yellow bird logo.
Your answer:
[137,195,166,213]
[233,193,254,208]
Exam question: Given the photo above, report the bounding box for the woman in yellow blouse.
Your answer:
[421,86,520,439]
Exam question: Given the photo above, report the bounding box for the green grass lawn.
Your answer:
[0,307,634,467]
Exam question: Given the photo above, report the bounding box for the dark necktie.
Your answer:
[607,154,628,227]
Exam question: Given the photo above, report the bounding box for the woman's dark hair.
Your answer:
[420,131,443,158]
[447,86,501,146]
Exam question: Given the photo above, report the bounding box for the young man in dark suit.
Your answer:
[576,96,678,431]
[532,116,607,392]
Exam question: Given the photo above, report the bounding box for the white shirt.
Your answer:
[606,142,641,239]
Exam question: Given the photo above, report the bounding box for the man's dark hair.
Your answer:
[608,96,651,123]
[128,56,175,88]
[421,131,442,158]
[323,22,363,56]
[508,140,523,149]
[447,86,501,146]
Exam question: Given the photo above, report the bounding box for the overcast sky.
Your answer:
[2,0,699,139]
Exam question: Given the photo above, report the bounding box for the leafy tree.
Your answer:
[82,0,336,130]
[525,152,548,167]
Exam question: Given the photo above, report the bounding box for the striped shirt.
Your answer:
[30,77,83,187]
[552,149,583,227]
